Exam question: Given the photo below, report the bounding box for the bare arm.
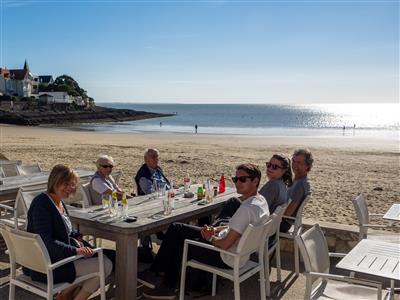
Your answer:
[284,200,300,217]
[211,229,241,250]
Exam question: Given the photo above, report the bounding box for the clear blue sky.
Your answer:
[1,0,399,103]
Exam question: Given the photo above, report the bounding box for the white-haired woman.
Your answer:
[90,155,124,205]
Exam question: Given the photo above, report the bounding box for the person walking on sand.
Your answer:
[195,124,198,134]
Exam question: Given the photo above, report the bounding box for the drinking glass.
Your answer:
[157,182,166,198]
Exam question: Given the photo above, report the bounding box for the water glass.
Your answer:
[102,194,110,210]
[157,182,166,198]
[162,192,171,215]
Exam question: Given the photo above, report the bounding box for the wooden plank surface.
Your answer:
[336,239,400,281]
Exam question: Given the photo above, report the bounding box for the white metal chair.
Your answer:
[0,225,106,300]
[352,194,399,243]
[264,205,286,296]
[112,171,122,185]
[0,161,21,177]
[179,217,272,300]
[17,162,42,175]
[280,194,311,274]
[295,224,385,300]
[0,185,46,230]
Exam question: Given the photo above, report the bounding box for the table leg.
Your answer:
[115,233,138,300]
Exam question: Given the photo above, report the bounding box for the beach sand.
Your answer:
[0,124,399,228]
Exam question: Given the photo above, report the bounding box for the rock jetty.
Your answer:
[0,106,172,126]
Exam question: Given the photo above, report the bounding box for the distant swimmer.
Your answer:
[160,122,162,127]
[195,124,198,134]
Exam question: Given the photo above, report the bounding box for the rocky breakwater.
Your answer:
[0,106,173,126]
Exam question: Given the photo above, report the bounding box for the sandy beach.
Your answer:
[0,124,399,228]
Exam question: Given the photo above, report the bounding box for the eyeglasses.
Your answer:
[231,176,255,183]
[266,162,284,170]
[101,165,114,169]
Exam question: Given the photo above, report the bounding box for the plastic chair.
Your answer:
[179,217,273,300]
[0,160,21,177]
[352,194,399,243]
[0,225,106,300]
[112,171,122,185]
[295,224,385,300]
[264,205,286,296]
[279,194,311,275]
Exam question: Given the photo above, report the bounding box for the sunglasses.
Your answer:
[266,162,284,170]
[101,165,114,169]
[231,176,255,183]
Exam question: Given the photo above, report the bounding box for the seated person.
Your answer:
[259,153,292,213]
[140,163,270,299]
[214,153,292,226]
[280,149,313,233]
[90,154,124,205]
[134,148,170,195]
[25,164,113,300]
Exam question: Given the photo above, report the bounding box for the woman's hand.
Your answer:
[76,246,94,257]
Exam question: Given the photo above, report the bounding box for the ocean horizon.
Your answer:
[58,103,399,140]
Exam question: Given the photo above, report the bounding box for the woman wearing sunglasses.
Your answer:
[259,154,293,213]
[90,154,124,205]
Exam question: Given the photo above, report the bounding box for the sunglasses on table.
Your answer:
[266,162,284,170]
[231,176,255,183]
[101,165,114,169]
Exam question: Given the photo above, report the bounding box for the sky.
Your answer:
[1,0,399,103]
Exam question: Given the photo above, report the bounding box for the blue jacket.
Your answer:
[24,192,79,284]
[134,164,170,196]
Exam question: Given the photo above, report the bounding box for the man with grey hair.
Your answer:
[134,148,170,196]
[280,148,313,232]
[90,155,124,205]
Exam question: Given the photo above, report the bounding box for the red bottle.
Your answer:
[219,174,225,194]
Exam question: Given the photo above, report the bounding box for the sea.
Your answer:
[68,103,399,140]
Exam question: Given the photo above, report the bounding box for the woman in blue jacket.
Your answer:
[25,164,113,300]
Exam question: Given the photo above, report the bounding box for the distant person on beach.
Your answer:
[134,148,170,196]
[90,154,124,205]
[160,122,162,127]
[280,149,313,233]
[195,124,198,134]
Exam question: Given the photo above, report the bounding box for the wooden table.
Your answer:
[336,239,400,299]
[0,169,94,200]
[383,204,400,221]
[69,187,238,300]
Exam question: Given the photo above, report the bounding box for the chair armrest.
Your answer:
[0,203,15,213]
[328,252,346,258]
[362,223,391,228]
[282,216,296,221]
[49,248,103,270]
[184,239,237,257]
[305,272,382,289]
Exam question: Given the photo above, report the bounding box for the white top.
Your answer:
[219,193,269,268]
[92,177,117,194]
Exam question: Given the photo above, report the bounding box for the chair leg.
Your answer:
[233,278,240,300]
[8,281,15,300]
[179,264,187,300]
[276,243,282,281]
[294,241,299,275]
[212,274,217,296]
[259,267,267,300]
[264,249,270,297]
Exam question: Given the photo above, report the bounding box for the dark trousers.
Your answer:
[212,197,241,226]
[151,222,230,288]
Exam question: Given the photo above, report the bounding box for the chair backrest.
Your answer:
[0,162,21,177]
[295,224,330,283]
[17,162,42,175]
[112,171,122,185]
[15,186,47,221]
[80,182,92,207]
[236,216,273,256]
[352,194,369,238]
[267,205,286,239]
[293,194,311,232]
[0,225,51,274]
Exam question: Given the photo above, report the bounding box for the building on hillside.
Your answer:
[38,75,54,85]
[7,60,34,97]
[38,91,72,104]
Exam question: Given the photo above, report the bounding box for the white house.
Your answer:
[38,91,72,104]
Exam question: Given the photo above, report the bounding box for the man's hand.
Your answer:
[201,225,215,241]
